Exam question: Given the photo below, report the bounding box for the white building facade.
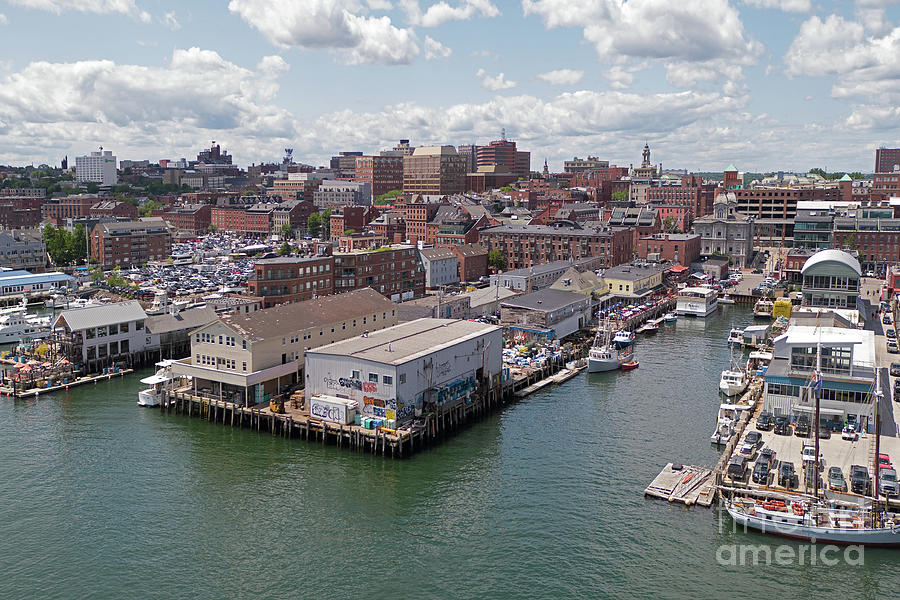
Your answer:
[75,150,118,186]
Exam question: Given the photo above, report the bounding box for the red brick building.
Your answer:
[397,198,442,244]
[451,243,489,281]
[330,206,380,241]
[89,200,139,219]
[402,146,466,196]
[478,223,633,270]
[353,155,403,198]
[210,206,271,235]
[650,202,693,232]
[365,211,406,244]
[157,204,212,235]
[333,245,425,301]
[246,256,334,308]
[645,175,715,218]
[42,195,100,225]
[876,147,900,174]
[0,197,42,228]
[272,200,317,234]
[636,233,700,266]
[91,218,172,268]
[475,139,531,179]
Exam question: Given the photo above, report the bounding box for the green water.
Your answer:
[1,307,898,599]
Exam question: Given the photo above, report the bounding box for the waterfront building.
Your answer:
[800,249,860,310]
[0,269,75,298]
[418,247,459,288]
[90,218,172,268]
[458,285,519,317]
[500,288,592,340]
[145,306,218,360]
[53,301,150,372]
[762,325,876,432]
[304,318,503,425]
[549,266,612,310]
[602,263,665,300]
[246,256,334,308]
[397,294,470,321]
[691,193,754,268]
[489,258,600,293]
[171,288,398,405]
[75,149,117,186]
[0,229,45,271]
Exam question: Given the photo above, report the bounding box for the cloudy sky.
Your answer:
[1,0,899,173]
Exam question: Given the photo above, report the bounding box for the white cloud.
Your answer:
[424,36,452,60]
[0,48,297,164]
[9,0,151,23]
[476,68,516,91]
[523,0,761,63]
[743,0,810,12]
[367,0,394,8]
[536,68,583,85]
[403,0,500,27]
[162,11,180,30]
[0,13,7,24]
[228,0,419,65]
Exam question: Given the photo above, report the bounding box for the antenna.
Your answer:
[501,127,506,141]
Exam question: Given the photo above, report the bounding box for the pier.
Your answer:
[161,344,590,458]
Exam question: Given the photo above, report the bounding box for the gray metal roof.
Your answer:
[145,306,218,334]
[307,318,498,365]
[54,301,147,331]
[801,249,861,276]
[500,288,587,311]
[419,247,457,261]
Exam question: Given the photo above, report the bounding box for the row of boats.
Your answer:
[587,313,678,373]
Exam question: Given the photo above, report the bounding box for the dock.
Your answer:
[644,463,717,507]
[0,368,133,397]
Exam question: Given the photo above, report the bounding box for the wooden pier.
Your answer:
[0,368,133,397]
[644,463,716,507]
[160,344,590,458]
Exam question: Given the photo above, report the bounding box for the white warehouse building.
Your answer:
[304,318,503,426]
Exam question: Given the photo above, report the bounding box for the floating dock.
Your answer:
[644,463,717,507]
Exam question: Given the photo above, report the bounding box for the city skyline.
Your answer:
[1,0,899,172]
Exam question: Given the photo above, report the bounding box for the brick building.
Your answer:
[353,155,403,198]
[645,174,716,218]
[398,198,442,244]
[451,243,489,281]
[402,146,466,196]
[157,204,212,235]
[734,186,841,246]
[89,200,138,219]
[271,200,317,234]
[478,222,633,270]
[42,195,100,225]
[876,147,900,174]
[333,245,425,301]
[246,256,334,308]
[330,206,380,241]
[365,211,406,244]
[636,233,701,266]
[91,218,172,268]
[475,139,531,179]
[210,205,271,235]
[0,197,42,229]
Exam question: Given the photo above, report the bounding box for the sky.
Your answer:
[1,0,899,173]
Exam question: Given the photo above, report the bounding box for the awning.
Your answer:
[668,264,689,273]
[793,405,845,416]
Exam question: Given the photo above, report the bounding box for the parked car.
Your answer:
[795,415,810,437]
[828,466,846,491]
[727,456,748,480]
[891,362,900,377]
[752,268,764,274]
[884,314,894,325]
[774,416,792,436]
[738,442,757,461]
[778,461,797,488]
[801,445,818,465]
[888,329,897,339]
[818,426,831,440]
[752,460,771,485]
[744,431,762,447]
[759,447,777,468]
[880,468,899,498]
[850,465,871,495]
[889,340,900,354]
[878,453,892,470]
[842,424,859,440]
[756,412,774,431]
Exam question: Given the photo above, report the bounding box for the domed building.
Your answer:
[800,249,861,310]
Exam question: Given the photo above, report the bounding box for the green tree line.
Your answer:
[43,223,88,265]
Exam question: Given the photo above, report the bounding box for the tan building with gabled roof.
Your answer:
[171,288,398,405]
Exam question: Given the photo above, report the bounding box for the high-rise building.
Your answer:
[875,147,900,173]
[197,142,232,165]
[75,149,117,186]
[330,151,363,178]
[354,155,403,198]
[402,146,466,196]
[457,144,478,173]
[563,156,609,174]
[475,139,530,179]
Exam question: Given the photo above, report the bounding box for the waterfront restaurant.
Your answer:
[304,318,503,426]
[762,325,877,432]
[800,249,860,310]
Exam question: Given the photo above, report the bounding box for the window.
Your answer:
[195,334,200,343]
[120,339,129,353]
[369,373,379,383]
[242,362,247,372]
[242,340,246,349]
[136,320,144,330]
[97,326,107,337]
[109,341,118,355]
[352,370,360,380]
[383,375,393,385]
[109,324,118,335]
[86,328,96,339]
[120,322,129,333]
[87,346,96,360]
[399,373,406,384]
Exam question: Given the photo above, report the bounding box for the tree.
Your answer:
[280,223,293,238]
[139,199,160,217]
[611,190,628,202]
[488,248,506,271]
[663,216,677,233]
[207,224,217,233]
[843,233,857,250]
[809,167,827,177]
[343,229,355,235]
[376,189,402,204]
[307,212,322,237]
[70,223,87,263]
[322,208,332,239]
[279,241,291,256]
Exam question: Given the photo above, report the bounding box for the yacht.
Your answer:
[587,328,634,373]
[727,327,744,346]
[613,330,635,348]
[675,287,719,317]
[137,360,178,407]
[0,312,52,343]
[719,368,749,397]
[753,298,774,318]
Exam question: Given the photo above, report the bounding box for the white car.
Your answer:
[842,424,859,440]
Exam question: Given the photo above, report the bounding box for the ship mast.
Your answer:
[813,338,821,500]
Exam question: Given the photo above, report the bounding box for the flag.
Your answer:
[810,370,822,393]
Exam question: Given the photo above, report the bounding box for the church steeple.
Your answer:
[641,142,651,168]
[542,158,549,179]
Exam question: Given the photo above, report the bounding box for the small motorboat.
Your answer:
[621,361,639,371]
[727,327,743,346]
[719,293,736,305]
[643,323,658,334]
[664,312,677,323]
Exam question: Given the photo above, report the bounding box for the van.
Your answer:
[727,456,748,480]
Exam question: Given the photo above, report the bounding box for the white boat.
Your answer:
[719,368,749,396]
[710,402,753,444]
[676,287,719,317]
[719,293,736,305]
[664,312,677,323]
[753,298,774,318]
[613,330,635,348]
[588,328,634,373]
[0,311,52,343]
[727,327,743,346]
[724,496,900,546]
[146,291,188,316]
[137,360,178,407]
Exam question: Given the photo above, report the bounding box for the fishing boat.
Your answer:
[727,327,743,346]
[753,298,774,318]
[719,368,749,396]
[723,495,900,546]
[676,286,719,317]
[710,402,753,444]
[664,312,677,323]
[587,326,634,372]
[642,322,659,334]
[137,360,178,407]
[621,361,639,371]
[613,330,635,348]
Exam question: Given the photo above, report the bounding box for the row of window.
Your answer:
[195,354,246,371]
[195,332,244,348]
[85,321,139,339]
[351,369,404,385]
[86,339,129,360]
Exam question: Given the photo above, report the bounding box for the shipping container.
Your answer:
[309,394,358,425]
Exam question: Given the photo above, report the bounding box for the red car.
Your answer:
[878,453,892,470]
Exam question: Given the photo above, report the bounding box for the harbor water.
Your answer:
[1,306,898,599]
